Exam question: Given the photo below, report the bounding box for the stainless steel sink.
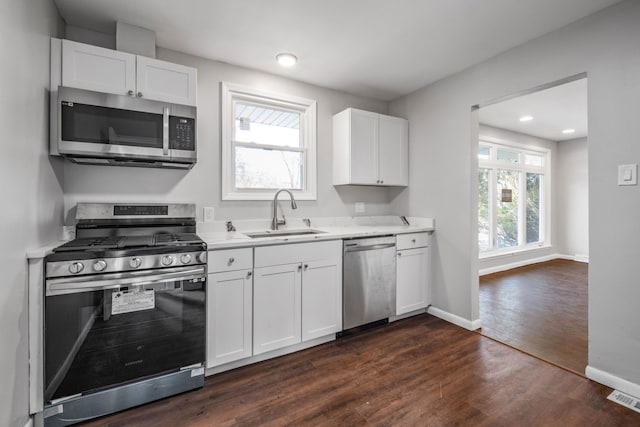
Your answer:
[244,229,327,239]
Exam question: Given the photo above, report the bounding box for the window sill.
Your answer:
[222,190,317,201]
[479,244,552,261]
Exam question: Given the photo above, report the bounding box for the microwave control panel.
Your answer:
[169,116,196,151]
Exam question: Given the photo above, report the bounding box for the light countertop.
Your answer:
[201,216,434,250]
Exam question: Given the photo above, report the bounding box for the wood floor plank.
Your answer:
[82,314,638,427]
[479,259,588,374]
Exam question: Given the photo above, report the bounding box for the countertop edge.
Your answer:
[203,226,434,250]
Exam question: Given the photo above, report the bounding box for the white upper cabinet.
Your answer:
[333,108,408,186]
[378,114,409,186]
[62,39,136,96]
[59,39,197,106]
[136,56,197,105]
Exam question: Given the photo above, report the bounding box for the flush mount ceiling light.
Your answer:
[276,53,297,67]
[562,128,576,134]
[519,115,534,122]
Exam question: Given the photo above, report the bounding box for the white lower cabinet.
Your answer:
[396,233,431,316]
[253,263,302,355]
[301,259,342,341]
[253,241,342,355]
[207,249,253,368]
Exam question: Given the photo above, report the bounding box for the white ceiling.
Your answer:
[480,78,587,141]
[54,0,621,101]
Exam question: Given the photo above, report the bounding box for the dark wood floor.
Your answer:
[479,259,588,375]
[83,314,639,426]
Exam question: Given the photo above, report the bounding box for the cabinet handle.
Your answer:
[297,264,302,272]
[137,92,143,98]
[228,257,235,265]
[381,180,384,184]
[127,90,134,96]
[247,271,252,278]
[398,252,402,257]
[304,264,309,270]
[376,180,380,184]
[412,239,416,243]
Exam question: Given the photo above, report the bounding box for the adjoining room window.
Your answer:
[221,82,317,200]
[478,142,549,255]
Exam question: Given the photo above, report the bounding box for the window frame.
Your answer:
[221,82,317,200]
[478,139,551,258]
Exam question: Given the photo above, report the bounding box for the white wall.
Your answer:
[0,1,64,426]
[61,46,395,223]
[556,137,589,259]
[477,125,558,273]
[389,0,640,391]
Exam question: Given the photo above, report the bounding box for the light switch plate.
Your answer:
[355,202,365,213]
[203,207,215,222]
[618,164,637,186]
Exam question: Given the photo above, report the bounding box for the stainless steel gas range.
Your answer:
[43,203,207,426]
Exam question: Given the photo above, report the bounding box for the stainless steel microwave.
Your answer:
[52,86,197,169]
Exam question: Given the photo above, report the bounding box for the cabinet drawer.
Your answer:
[396,232,430,250]
[208,248,253,273]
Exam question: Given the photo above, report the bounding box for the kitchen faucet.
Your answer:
[271,189,297,230]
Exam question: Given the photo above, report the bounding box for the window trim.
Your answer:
[221,82,317,200]
[478,139,551,257]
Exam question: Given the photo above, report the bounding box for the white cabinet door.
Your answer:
[378,114,408,186]
[61,39,135,96]
[207,269,253,368]
[349,109,379,184]
[253,263,302,355]
[396,246,430,315]
[136,56,197,106]
[302,259,342,341]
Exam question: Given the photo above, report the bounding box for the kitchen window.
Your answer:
[221,82,317,200]
[478,141,550,255]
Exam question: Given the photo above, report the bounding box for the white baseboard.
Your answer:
[586,365,640,398]
[427,306,481,331]
[480,253,589,275]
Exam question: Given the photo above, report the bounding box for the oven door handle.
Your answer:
[46,266,206,296]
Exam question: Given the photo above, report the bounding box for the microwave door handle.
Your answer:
[46,266,205,296]
[163,107,169,156]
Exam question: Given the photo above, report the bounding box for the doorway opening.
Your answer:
[475,75,588,375]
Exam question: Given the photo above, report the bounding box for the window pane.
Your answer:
[234,102,300,147]
[526,173,542,243]
[525,154,544,167]
[478,146,490,160]
[478,168,491,251]
[235,146,302,190]
[497,149,519,164]
[496,170,520,248]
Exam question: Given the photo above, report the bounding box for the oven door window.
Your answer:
[61,102,164,149]
[44,278,205,402]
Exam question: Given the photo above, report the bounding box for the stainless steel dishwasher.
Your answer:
[343,236,396,330]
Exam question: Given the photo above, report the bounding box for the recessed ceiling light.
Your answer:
[562,128,576,134]
[519,115,534,122]
[276,53,297,67]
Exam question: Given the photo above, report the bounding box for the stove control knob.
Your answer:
[129,257,142,268]
[197,252,207,264]
[68,262,84,274]
[93,260,107,272]
[180,254,192,264]
[161,255,174,266]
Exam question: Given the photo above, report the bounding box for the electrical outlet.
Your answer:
[203,207,215,222]
[355,202,365,213]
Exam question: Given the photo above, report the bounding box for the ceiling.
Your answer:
[54,0,621,101]
[479,78,587,141]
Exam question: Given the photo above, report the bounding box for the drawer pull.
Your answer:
[247,271,252,278]
[228,257,235,265]
[412,239,416,243]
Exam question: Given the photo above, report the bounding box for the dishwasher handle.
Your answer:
[344,242,396,253]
